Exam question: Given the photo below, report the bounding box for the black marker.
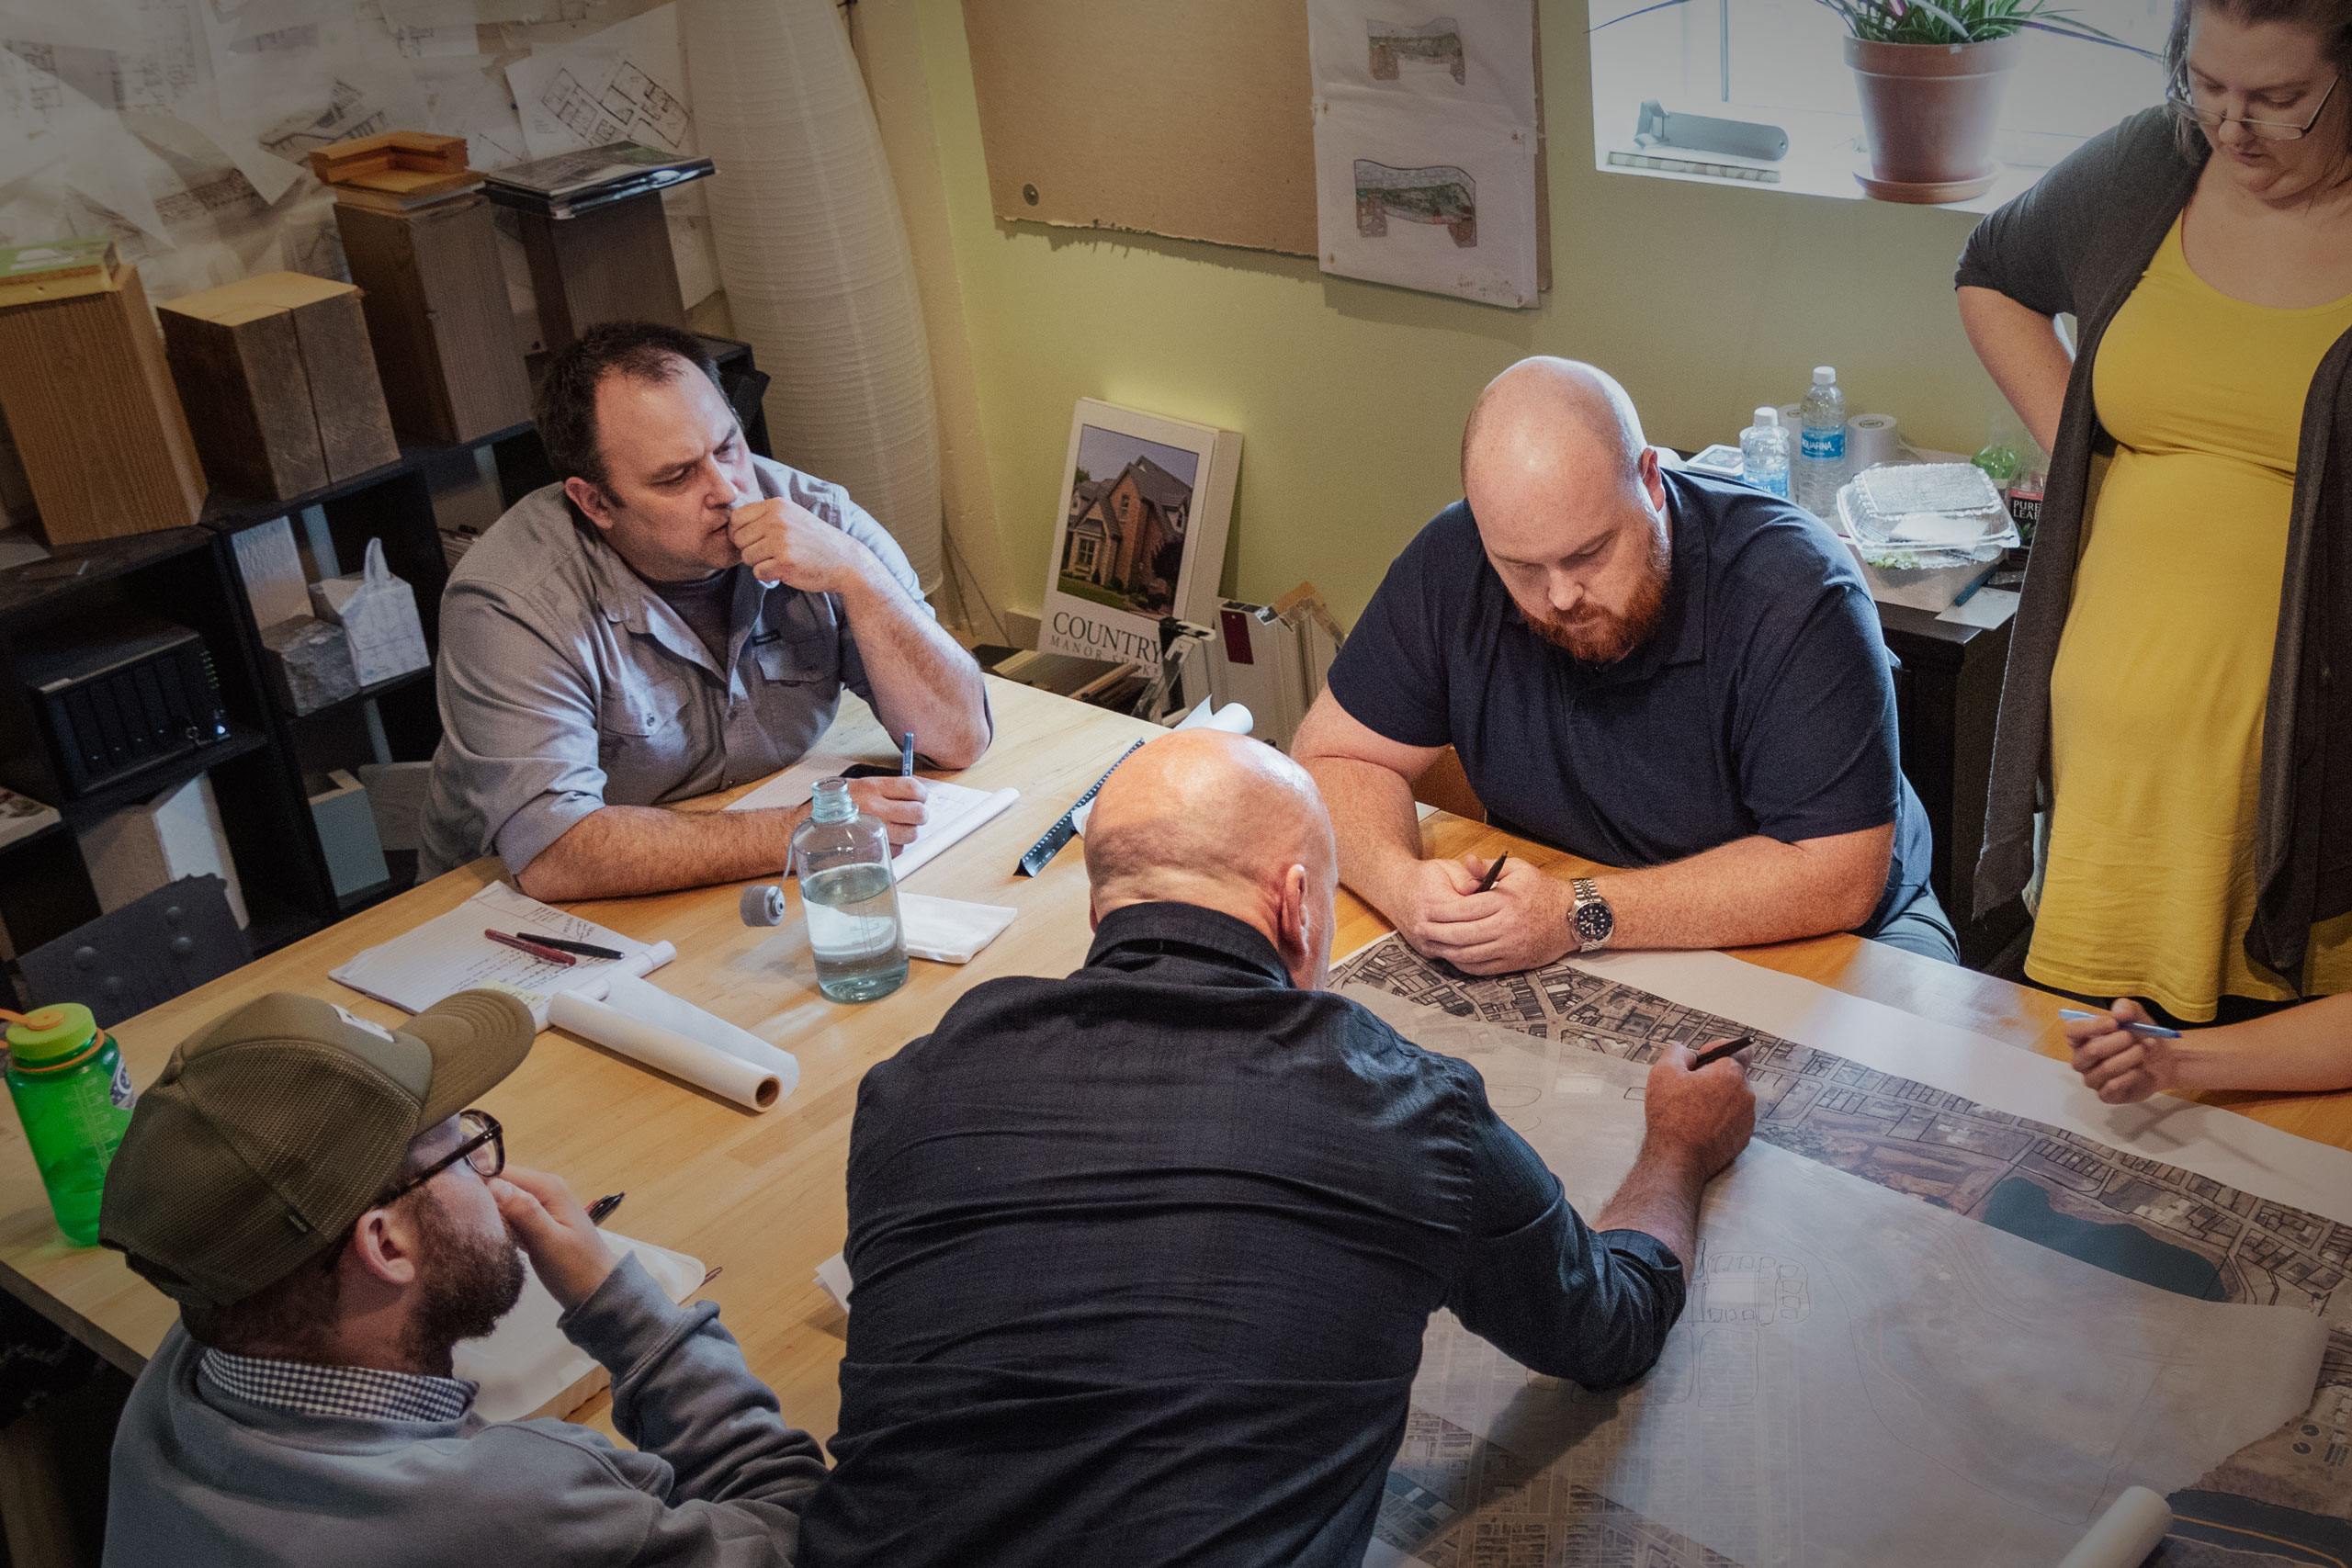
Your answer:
[1690,1033,1754,1069]
[587,1193,625,1225]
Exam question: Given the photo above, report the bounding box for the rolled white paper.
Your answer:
[2054,1486,2171,1568]
[1847,412,1901,473]
[1171,696,1255,737]
[548,989,791,1112]
[602,975,801,1092]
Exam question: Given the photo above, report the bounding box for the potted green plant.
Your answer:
[1817,0,2136,202]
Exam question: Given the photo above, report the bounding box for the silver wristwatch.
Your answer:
[1569,877,1614,953]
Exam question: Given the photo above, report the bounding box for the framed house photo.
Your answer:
[1040,399,1241,671]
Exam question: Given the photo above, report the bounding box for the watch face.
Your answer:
[1575,899,1613,944]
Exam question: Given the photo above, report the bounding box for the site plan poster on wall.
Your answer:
[1037,399,1241,673]
[1308,0,1541,310]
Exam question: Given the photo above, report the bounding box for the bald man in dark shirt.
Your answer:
[797,730,1756,1568]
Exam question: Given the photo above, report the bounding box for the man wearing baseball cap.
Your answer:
[97,989,827,1567]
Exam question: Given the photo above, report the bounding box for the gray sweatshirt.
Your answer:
[104,1256,829,1566]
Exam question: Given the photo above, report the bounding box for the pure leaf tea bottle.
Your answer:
[4,1004,135,1246]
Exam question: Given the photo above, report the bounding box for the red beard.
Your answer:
[1520,532,1670,665]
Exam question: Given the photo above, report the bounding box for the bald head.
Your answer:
[1085,730,1339,987]
[1461,357,1648,497]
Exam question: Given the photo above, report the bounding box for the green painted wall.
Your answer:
[913,1,2011,626]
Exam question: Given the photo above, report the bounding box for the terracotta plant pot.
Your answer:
[1845,33,2024,203]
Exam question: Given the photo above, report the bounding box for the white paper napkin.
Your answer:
[898,892,1018,964]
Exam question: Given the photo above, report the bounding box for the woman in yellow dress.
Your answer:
[1957,0,2352,1022]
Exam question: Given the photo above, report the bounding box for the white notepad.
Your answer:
[726,759,1017,884]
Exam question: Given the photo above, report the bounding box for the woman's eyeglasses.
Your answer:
[2167,73,2339,141]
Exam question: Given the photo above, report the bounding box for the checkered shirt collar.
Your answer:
[199,1348,477,1426]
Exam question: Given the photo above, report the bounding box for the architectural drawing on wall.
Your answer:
[1353,160,1476,245]
[1369,18,1466,85]
[260,80,395,163]
[1308,0,1538,308]
[1058,435,1197,619]
[506,6,695,161]
[535,58,689,153]
[1336,940,2352,1568]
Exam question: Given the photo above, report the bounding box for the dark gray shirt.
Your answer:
[420,456,931,878]
[800,901,1687,1568]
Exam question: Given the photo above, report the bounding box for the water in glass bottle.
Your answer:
[793,778,909,1003]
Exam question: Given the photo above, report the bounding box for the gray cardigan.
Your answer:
[1956,106,2352,981]
[103,1256,829,1568]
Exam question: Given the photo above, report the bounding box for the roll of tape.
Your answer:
[1848,413,1901,471]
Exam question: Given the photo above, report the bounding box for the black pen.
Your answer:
[1474,852,1510,894]
[899,730,916,777]
[587,1193,625,1225]
[1691,1033,1754,1069]
[531,935,626,961]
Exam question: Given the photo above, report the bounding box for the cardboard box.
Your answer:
[0,257,208,544]
[158,273,401,501]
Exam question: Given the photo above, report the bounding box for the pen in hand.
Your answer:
[1473,852,1510,895]
[2059,1009,2182,1040]
[587,1193,625,1226]
[1690,1033,1754,1069]
[900,730,916,777]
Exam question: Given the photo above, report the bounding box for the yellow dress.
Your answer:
[2029,217,2352,1021]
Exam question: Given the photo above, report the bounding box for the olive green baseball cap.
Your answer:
[99,989,535,1310]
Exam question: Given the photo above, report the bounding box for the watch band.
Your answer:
[1570,877,1612,953]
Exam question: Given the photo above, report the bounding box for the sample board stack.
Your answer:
[0,239,209,545]
[316,132,533,445]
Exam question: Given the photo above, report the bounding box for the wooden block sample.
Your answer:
[158,272,401,500]
[516,194,686,350]
[0,259,208,545]
[335,196,532,443]
[310,130,468,185]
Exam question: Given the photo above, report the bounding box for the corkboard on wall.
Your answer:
[961,0,1318,257]
[959,0,1547,289]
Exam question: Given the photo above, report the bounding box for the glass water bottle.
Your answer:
[792,779,909,1003]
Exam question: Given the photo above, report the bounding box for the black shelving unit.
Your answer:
[1,334,770,981]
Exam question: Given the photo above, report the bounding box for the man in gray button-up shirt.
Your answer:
[421,322,989,899]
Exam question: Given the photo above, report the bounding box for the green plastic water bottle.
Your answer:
[5,1005,135,1247]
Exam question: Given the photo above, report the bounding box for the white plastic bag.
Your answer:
[309,536,429,688]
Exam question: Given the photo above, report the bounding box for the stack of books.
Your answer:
[481,143,715,220]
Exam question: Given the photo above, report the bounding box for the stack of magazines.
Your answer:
[482,142,715,220]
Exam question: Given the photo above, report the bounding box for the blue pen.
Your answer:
[899,731,916,777]
[2059,1008,2182,1040]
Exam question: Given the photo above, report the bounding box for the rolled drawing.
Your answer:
[2054,1487,2170,1568]
[548,990,785,1112]
[600,975,801,1093]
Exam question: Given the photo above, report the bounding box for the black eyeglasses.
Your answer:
[2167,73,2340,141]
[380,1110,504,1207]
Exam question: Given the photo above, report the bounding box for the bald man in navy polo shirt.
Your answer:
[1294,358,1951,975]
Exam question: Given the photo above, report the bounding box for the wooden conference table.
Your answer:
[2,675,2347,1447]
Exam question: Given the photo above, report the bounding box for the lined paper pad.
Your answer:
[726,758,1018,883]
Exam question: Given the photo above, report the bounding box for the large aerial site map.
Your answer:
[1333,937,2352,1568]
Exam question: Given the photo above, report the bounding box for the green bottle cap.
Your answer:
[6,1004,98,1065]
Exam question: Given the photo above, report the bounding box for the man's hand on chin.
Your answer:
[727,498,874,594]
[1395,855,1577,976]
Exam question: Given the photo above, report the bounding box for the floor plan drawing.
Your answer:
[1336,939,2352,1566]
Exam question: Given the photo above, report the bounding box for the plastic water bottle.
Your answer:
[1795,367,1848,517]
[4,1004,135,1246]
[1739,407,1792,501]
[793,779,908,1003]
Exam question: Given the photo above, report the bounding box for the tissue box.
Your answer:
[309,536,430,687]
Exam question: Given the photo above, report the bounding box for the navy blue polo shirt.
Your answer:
[1327,468,1932,935]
